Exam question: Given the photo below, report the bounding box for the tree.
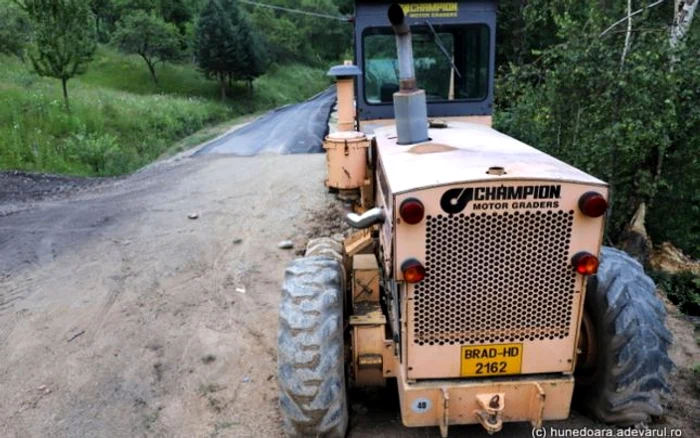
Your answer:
[495,0,700,258]
[19,0,97,111]
[0,1,32,59]
[194,0,236,99]
[111,11,181,85]
[221,0,266,88]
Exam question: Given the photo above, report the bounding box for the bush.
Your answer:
[649,270,700,316]
[0,52,232,176]
[494,0,700,259]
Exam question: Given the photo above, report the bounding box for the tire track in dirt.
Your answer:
[0,273,38,347]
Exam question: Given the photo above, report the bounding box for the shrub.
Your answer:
[649,270,700,316]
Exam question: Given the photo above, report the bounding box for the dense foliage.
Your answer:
[195,0,266,97]
[649,270,700,316]
[111,10,182,84]
[495,0,699,259]
[0,1,31,58]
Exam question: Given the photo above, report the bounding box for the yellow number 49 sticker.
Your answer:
[460,343,523,377]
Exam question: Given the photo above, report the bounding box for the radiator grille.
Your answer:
[414,210,576,346]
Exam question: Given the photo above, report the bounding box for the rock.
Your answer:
[278,240,294,250]
[187,212,199,220]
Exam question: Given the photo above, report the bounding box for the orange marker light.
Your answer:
[572,252,599,275]
[401,259,425,283]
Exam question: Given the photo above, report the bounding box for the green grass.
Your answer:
[0,47,330,176]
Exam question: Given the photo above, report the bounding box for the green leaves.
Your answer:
[111,10,182,84]
[0,1,32,58]
[22,0,97,109]
[495,0,700,258]
[194,0,265,94]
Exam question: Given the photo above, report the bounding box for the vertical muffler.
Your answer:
[388,4,429,145]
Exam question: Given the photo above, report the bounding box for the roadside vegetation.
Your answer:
[0,0,341,176]
[0,51,328,176]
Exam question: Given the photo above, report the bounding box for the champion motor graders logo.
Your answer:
[440,184,562,214]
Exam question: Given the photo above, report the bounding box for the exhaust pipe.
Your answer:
[345,207,385,229]
[388,4,429,145]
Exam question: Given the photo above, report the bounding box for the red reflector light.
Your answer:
[572,252,599,275]
[579,192,608,217]
[399,198,425,224]
[401,258,425,283]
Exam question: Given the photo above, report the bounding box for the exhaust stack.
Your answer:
[388,4,429,145]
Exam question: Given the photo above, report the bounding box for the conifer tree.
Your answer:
[194,0,236,99]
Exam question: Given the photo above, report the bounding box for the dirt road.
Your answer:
[0,152,336,438]
[1,124,698,437]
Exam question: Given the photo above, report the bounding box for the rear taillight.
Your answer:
[399,198,424,224]
[401,259,425,283]
[572,252,599,275]
[579,192,608,217]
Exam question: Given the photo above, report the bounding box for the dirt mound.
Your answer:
[0,171,112,217]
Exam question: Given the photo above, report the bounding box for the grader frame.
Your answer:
[276,1,671,436]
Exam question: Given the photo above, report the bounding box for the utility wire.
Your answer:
[238,0,350,22]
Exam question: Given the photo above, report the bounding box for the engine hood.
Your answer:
[375,122,606,195]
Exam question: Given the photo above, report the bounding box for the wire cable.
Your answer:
[238,0,350,22]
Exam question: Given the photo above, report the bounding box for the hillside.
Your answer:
[0,47,329,177]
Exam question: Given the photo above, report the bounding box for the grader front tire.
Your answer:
[277,256,348,438]
[575,246,674,426]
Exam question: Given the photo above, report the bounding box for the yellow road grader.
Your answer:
[277,1,673,436]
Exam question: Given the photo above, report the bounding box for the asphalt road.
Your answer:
[195,87,336,156]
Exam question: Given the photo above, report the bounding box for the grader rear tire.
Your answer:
[575,246,673,425]
[277,256,348,437]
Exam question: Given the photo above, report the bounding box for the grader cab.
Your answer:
[277,1,673,436]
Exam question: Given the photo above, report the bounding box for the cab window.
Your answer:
[363,24,489,104]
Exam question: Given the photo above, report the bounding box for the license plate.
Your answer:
[460,343,523,377]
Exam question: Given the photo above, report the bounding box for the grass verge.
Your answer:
[0,48,330,176]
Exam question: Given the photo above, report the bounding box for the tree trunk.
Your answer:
[671,0,698,48]
[61,77,70,112]
[618,203,652,265]
[144,57,159,86]
[220,75,227,101]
